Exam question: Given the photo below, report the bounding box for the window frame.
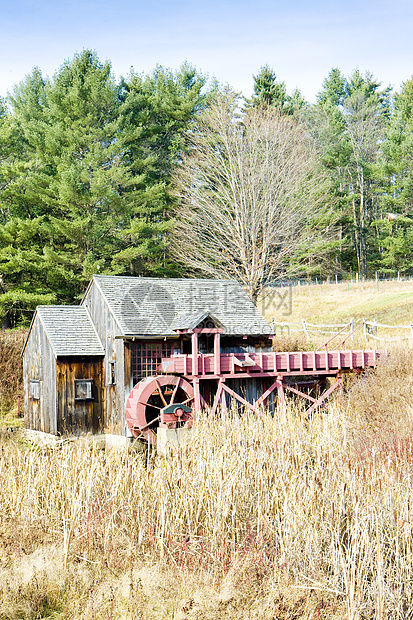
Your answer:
[29,380,40,400]
[74,379,94,401]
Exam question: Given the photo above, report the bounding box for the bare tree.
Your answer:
[172,92,332,302]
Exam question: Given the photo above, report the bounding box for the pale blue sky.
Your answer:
[1,0,412,102]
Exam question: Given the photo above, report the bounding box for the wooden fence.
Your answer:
[272,319,413,344]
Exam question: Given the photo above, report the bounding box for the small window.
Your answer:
[74,379,93,401]
[29,380,40,400]
[108,361,116,385]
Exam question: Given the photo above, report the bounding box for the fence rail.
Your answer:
[272,318,413,344]
[363,319,413,343]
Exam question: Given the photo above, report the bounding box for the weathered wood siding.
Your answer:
[83,281,126,434]
[56,357,103,434]
[23,315,57,433]
[124,340,132,400]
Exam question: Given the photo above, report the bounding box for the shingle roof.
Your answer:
[171,310,225,332]
[90,276,272,337]
[36,306,104,356]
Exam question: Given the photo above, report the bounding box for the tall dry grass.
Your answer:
[0,329,25,419]
[1,347,413,619]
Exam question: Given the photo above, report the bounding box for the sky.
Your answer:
[1,0,412,103]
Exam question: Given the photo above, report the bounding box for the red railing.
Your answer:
[159,349,386,378]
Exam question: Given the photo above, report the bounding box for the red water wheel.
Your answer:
[126,375,195,444]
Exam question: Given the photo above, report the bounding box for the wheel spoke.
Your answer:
[139,416,161,432]
[140,401,162,410]
[154,379,168,407]
[170,378,181,404]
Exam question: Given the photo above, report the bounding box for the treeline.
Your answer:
[251,66,413,284]
[0,50,210,327]
[1,52,413,326]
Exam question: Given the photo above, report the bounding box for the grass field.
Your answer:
[263,279,413,349]
[267,278,413,325]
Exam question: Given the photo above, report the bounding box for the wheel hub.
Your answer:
[160,403,192,428]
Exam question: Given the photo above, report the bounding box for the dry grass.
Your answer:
[1,346,413,618]
[264,279,413,344]
[0,329,25,422]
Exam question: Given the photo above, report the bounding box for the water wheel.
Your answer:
[126,375,195,444]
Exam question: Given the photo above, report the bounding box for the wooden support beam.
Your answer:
[283,384,318,404]
[199,393,208,409]
[214,332,220,375]
[192,328,224,334]
[253,380,281,410]
[220,386,228,415]
[221,383,255,411]
[193,377,201,412]
[210,379,224,418]
[304,377,342,417]
[233,356,256,368]
[277,377,286,418]
[191,332,198,376]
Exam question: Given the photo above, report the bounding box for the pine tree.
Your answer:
[313,69,391,278]
[0,54,210,325]
[0,52,134,325]
[250,65,287,108]
[114,63,207,276]
[249,65,306,115]
[376,78,413,274]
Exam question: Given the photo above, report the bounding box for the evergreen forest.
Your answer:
[1,51,413,327]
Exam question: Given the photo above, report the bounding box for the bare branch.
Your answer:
[172,92,332,302]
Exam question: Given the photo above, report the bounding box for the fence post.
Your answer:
[363,319,368,342]
[350,319,354,341]
[302,319,310,340]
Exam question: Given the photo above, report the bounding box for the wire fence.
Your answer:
[271,273,413,288]
[271,318,413,344]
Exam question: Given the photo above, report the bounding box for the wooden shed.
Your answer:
[23,276,273,437]
[22,306,105,434]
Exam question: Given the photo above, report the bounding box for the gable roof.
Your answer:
[24,306,105,357]
[171,310,225,332]
[88,275,272,337]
